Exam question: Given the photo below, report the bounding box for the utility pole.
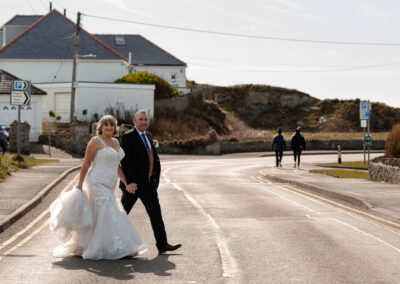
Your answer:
[49,2,52,11]
[70,12,81,122]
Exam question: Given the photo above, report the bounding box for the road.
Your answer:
[1,153,400,283]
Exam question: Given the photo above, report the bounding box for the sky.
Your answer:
[1,0,400,107]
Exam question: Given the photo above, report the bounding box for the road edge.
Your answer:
[0,165,81,233]
[263,173,373,210]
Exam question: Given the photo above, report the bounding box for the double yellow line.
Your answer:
[0,173,80,260]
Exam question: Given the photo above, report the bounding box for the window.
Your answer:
[171,74,176,83]
[114,35,126,46]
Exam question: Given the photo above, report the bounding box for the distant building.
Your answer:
[0,69,46,141]
[0,9,188,123]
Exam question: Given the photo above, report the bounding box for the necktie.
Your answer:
[141,133,151,153]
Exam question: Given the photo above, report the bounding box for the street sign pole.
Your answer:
[367,100,370,165]
[363,126,366,164]
[11,80,31,154]
[17,106,21,154]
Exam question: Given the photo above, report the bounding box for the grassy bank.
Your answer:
[316,161,369,169]
[0,154,58,183]
[310,169,368,179]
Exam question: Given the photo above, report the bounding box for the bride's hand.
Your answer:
[76,182,83,191]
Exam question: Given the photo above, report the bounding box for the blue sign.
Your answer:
[361,102,367,109]
[365,111,370,117]
[13,80,28,90]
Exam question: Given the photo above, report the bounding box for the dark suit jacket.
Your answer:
[120,128,161,191]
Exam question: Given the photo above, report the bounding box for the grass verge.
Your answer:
[316,161,369,169]
[310,169,368,179]
[0,154,59,183]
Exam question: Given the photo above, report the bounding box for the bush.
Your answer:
[385,124,400,158]
[115,72,180,100]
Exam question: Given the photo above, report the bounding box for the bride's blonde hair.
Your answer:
[96,115,118,135]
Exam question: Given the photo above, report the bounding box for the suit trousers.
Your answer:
[121,181,167,251]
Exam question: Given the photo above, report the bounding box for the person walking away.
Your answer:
[290,127,306,169]
[272,128,286,167]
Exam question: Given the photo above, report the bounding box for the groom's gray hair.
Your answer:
[134,109,148,120]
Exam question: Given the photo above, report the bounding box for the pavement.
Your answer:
[0,143,82,232]
[262,161,400,225]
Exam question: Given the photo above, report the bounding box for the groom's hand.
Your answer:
[126,183,137,194]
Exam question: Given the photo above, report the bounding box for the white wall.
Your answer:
[0,94,44,141]
[132,65,187,89]
[0,60,127,83]
[36,82,155,123]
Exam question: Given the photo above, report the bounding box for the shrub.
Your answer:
[115,72,180,100]
[385,124,400,158]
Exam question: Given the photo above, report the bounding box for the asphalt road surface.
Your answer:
[1,153,399,283]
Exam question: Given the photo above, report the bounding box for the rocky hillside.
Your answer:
[150,83,400,143]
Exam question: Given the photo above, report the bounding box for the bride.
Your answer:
[49,115,147,260]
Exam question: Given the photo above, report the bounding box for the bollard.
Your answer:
[337,145,342,164]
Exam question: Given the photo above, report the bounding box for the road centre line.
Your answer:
[253,175,400,253]
[0,173,80,260]
[251,176,319,214]
[163,171,239,280]
[255,175,400,235]
[331,218,400,254]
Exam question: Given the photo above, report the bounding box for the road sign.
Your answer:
[11,91,30,105]
[361,119,367,128]
[364,134,372,146]
[11,80,31,106]
[360,101,371,120]
[13,80,29,90]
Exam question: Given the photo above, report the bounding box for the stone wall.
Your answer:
[9,121,30,154]
[158,139,385,155]
[369,156,400,183]
[39,122,90,155]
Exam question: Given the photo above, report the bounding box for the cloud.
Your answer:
[257,1,323,21]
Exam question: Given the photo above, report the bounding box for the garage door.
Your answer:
[55,92,71,122]
[0,103,36,140]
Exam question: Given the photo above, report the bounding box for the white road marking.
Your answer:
[331,218,400,254]
[163,169,239,280]
[258,177,400,236]
[251,176,319,214]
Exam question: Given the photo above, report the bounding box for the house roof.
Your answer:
[0,10,126,61]
[95,34,186,66]
[0,69,46,95]
[4,15,42,26]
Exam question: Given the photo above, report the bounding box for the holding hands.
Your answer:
[126,183,137,194]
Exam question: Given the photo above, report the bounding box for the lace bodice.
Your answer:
[87,136,125,189]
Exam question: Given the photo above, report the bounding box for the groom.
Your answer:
[119,110,181,254]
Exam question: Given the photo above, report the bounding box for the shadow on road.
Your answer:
[52,254,177,280]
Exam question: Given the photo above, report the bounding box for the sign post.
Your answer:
[360,100,371,165]
[11,80,31,154]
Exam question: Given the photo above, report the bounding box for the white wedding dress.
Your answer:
[49,136,147,260]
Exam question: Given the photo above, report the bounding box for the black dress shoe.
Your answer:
[158,243,182,254]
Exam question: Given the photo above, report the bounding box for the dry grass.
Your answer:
[385,124,400,158]
[300,132,388,140]
[316,161,369,169]
[310,169,369,179]
[220,111,274,142]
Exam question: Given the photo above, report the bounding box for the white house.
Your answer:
[36,82,155,123]
[0,10,189,122]
[0,69,46,141]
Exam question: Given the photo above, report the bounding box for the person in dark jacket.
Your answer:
[272,128,286,167]
[290,127,306,168]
